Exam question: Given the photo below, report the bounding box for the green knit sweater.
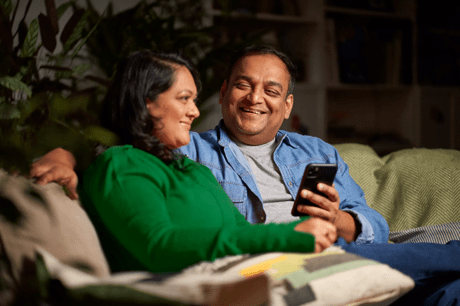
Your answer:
[82,145,315,273]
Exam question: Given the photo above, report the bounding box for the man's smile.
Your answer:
[240,107,266,115]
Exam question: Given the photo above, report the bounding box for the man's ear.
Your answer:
[284,94,294,119]
[219,80,228,105]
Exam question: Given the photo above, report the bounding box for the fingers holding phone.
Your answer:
[297,183,340,221]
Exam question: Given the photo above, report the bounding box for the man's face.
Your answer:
[219,54,293,145]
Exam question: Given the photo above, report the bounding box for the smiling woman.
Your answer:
[99,51,202,161]
[147,65,200,150]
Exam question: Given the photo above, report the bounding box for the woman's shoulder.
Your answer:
[88,145,168,175]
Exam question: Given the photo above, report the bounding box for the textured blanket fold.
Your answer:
[335,143,460,232]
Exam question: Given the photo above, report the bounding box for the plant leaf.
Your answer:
[82,125,119,146]
[17,92,48,122]
[0,98,21,119]
[72,62,91,76]
[40,65,72,72]
[0,76,32,97]
[70,13,101,59]
[60,8,84,45]
[62,9,86,52]
[0,3,14,54]
[56,2,72,18]
[0,0,13,16]
[20,18,39,58]
[45,0,59,34]
[38,13,57,52]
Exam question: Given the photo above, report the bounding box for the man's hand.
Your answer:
[294,217,337,253]
[29,148,79,200]
[296,183,358,243]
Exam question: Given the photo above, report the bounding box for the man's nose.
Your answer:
[246,88,263,104]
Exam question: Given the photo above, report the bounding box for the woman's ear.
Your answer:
[146,99,154,109]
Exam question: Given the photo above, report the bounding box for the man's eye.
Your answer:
[266,90,279,96]
[235,83,249,89]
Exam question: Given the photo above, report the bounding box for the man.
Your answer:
[174,45,388,245]
[30,45,389,246]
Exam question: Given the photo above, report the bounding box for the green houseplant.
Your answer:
[0,0,266,173]
[0,0,117,173]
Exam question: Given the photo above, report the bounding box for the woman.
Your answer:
[80,50,337,273]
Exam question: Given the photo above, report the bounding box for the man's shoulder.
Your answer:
[176,129,221,160]
[280,131,337,152]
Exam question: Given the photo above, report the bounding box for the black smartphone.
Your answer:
[291,163,338,216]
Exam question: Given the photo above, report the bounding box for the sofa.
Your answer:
[0,143,459,306]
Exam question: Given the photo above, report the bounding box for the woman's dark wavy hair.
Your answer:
[100,50,201,162]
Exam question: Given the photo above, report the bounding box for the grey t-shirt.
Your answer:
[233,137,298,223]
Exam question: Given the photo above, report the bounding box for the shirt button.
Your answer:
[289,182,293,186]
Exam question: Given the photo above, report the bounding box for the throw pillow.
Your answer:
[184,246,415,306]
[0,169,110,305]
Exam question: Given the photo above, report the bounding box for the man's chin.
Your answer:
[236,125,263,136]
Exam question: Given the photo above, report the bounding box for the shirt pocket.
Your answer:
[288,155,337,191]
[218,181,248,217]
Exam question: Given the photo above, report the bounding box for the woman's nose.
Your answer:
[188,102,200,119]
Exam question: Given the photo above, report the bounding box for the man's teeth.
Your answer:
[243,109,261,114]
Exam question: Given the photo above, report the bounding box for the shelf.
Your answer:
[327,84,412,92]
[202,0,459,151]
[325,6,412,20]
[211,9,318,25]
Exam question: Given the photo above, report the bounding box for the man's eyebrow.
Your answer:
[235,75,284,91]
[266,80,283,91]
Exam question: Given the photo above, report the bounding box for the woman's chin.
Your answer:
[167,139,190,150]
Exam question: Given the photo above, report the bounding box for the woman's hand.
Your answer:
[29,148,79,200]
[294,217,337,253]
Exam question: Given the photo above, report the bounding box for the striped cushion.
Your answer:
[389,222,460,244]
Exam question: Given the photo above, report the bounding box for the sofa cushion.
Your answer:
[32,245,413,306]
[335,143,460,231]
[183,246,414,306]
[0,169,110,305]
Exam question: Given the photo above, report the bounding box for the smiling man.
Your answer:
[219,52,293,146]
[176,45,389,246]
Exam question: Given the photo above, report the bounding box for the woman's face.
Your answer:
[147,66,200,149]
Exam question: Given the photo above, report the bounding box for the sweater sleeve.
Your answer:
[83,147,314,273]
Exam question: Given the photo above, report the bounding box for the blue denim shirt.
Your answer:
[176,121,389,245]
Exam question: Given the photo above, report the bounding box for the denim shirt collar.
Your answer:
[216,119,298,149]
